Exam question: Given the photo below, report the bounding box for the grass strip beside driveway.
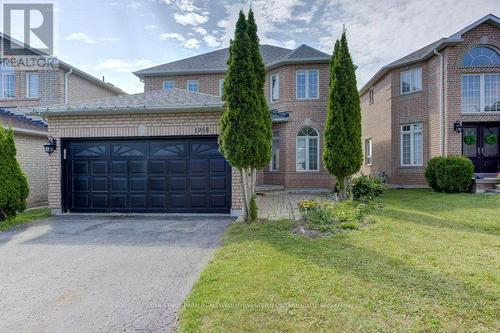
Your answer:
[0,208,51,232]
[177,189,500,332]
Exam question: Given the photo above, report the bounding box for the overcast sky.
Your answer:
[45,0,499,93]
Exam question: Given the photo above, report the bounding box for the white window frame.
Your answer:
[163,80,175,91]
[296,127,320,172]
[296,69,319,100]
[219,79,224,97]
[400,123,423,167]
[365,138,372,165]
[400,67,422,94]
[187,80,199,92]
[270,74,279,101]
[26,72,39,98]
[0,73,16,99]
[270,131,280,171]
[461,73,500,113]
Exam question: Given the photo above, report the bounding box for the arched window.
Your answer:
[296,127,319,171]
[462,46,500,66]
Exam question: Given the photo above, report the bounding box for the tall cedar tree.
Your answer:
[323,31,362,199]
[0,129,29,220]
[219,10,271,220]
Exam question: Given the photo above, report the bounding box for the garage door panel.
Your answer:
[73,161,89,174]
[91,177,107,191]
[92,161,108,174]
[92,194,108,208]
[190,176,208,190]
[65,138,230,213]
[111,160,127,174]
[190,193,207,208]
[169,159,187,174]
[130,177,147,191]
[73,176,89,192]
[111,177,128,191]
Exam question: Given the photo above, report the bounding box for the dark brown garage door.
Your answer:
[63,137,231,213]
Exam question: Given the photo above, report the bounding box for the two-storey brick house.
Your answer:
[37,44,334,215]
[0,33,125,206]
[360,14,500,187]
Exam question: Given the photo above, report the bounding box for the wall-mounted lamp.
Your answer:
[44,136,57,154]
[453,120,463,133]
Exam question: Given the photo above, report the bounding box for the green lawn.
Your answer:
[0,208,51,232]
[177,189,500,332]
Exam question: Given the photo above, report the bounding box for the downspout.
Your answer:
[64,67,73,104]
[434,49,445,156]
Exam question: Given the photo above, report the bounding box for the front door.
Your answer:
[462,125,499,173]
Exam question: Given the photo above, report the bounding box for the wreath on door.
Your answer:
[463,134,476,145]
[484,133,498,145]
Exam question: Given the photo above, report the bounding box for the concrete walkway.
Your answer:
[256,191,330,220]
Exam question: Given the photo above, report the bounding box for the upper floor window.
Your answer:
[369,89,374,104]
[400,67,422,94]
[27,73,39,98]
[219,79,224,97]
[270,74,279,101]
[163,80,174,91]
[187,80,199,92]
[296,126,319,171]
[0,74,16,98]
[296,70,318,99]
[461,74,500,113]
[401,123,423,166]
[463,46,500,67]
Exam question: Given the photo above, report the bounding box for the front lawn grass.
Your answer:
[177,189,500,332]
[0,208,51,232]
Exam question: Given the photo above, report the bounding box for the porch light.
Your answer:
[44,136,57,154]
[454,121,463,133]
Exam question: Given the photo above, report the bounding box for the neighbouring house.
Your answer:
[360,14,500,188]
[33,44,334,215]
[0,33,125,206]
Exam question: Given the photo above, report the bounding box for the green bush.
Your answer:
[249,196,258,222]
[300,200,369,233]
[0,128,29,221]
[425,157,445,191]
[351,175,385,201]
[435,156,474,193]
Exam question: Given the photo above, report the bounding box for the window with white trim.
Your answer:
[0,74,16,98]
[163,80,174,91]
[296,70,319,99]
[270,131,279,171]
[187,80,199,92]
[219,79,224,97]
[296,127,319,171]
[463,46,500,66]
[270,74,279,101]
[27,73,39,98]
[461,74,500,112]
[365,138,372,165]
[400,67,422,94]
[401,123,423,166]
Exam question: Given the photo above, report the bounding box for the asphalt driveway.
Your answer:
[0,215,233,332]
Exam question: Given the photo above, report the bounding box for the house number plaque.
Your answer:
[194,126,210,134]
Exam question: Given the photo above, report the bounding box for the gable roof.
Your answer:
[0,32,126,95]
[31,88,223,116]
[359,14,500,94]
[134,44,330,77]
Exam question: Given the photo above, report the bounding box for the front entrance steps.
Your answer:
[472,174,500,193]
[256,184,285,195]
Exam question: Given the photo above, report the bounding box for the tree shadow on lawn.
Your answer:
[378,206,500,236]
[224,222,499,328]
